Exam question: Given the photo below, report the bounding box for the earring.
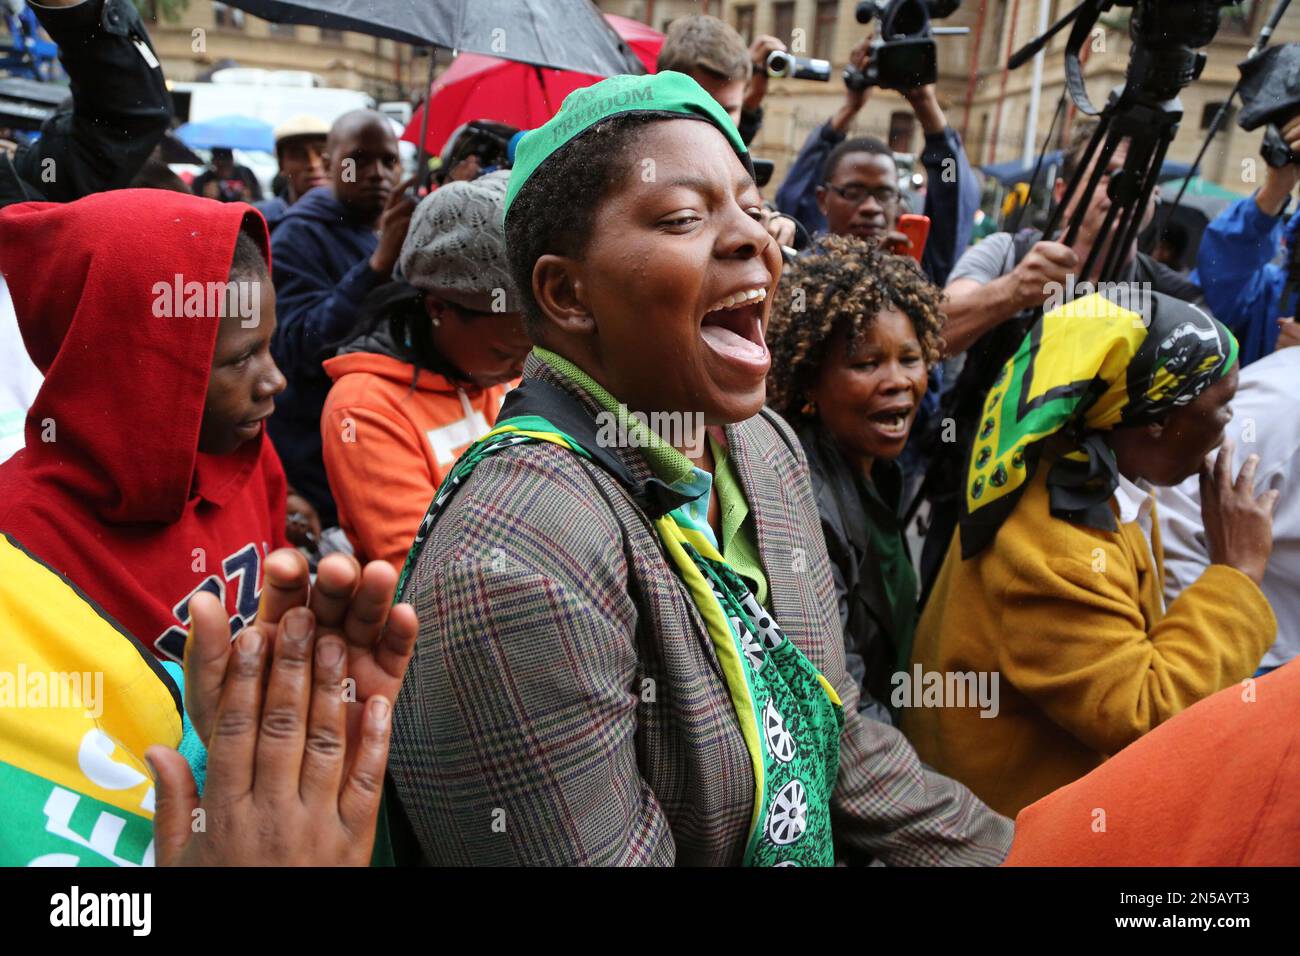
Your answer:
[801,399,817,417]
[431,317,441,328]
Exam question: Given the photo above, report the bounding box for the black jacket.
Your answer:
[796,418,911,725]
[0,0,170,209]
[266,187,384,527]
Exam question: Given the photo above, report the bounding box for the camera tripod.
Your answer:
[1004,0,1243,283]
[1042,88,1183,283]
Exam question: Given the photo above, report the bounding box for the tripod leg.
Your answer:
[1096,122,1161,279]
[1071,125,1131,276]
[1045,111,1113,243]
[1105,132,1172,282]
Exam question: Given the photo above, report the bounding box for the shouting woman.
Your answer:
[767,237,944,723]
[384,72,1011,866]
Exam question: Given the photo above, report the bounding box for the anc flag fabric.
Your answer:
[959,290,1237,558]
[0,532,202,866]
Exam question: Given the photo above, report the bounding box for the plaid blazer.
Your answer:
[388,354,1013,865]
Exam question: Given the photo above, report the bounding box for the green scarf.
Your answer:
[396,414,844,866]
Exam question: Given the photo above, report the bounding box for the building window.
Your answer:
[268,22,297,39]
[982,0,1007,69]
[889,111,916,153]
[320,27,345,43]
[212,2,246,30]
[813,0,838,61]
[1220,0,1259,35]
[773,2,796,45]
[734,6,756,46]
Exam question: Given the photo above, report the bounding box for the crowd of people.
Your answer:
[0,1,1297,868]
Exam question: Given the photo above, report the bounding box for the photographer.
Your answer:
[656,15,782,146]
[656,15,794,247]
[940,118,1202,358]
[0,0,169,208]
[773,36,978,286]
[918,117,1204,591]
[1194,113,1300,365]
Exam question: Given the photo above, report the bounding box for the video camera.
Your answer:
[765,50,833,81]
[1236,42,1300,168]
[1019,0,1235,281]
[763,0,965,91]
[845,0,966,91]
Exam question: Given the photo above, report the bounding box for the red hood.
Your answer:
[0,190,271,524]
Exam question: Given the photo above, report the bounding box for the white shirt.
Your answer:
[0,277,44,464]
[424,388,492,468]
[1114,471,1162,612]
[1157,349,1300,670]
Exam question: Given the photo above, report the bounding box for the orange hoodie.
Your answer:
[321,340,509,570]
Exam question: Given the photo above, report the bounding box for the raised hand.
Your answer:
[1006,240,1078,312]
[184,549,417,764]
[150,608,396,865]
[369,176,419,276]
[1200,439,1279,586]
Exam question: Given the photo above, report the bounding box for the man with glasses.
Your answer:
[774,37,978,286]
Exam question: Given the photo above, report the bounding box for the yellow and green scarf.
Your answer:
[960,290,1237,558]
[0,532,200,866]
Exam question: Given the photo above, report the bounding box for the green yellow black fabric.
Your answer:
[0,532,183,866]
[503,71,751,221]
[396,417,845,866]
[959,290,1238,559]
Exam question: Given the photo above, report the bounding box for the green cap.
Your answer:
[503,71,751,221]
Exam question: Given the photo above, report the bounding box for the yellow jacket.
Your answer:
[902,463,1276,818]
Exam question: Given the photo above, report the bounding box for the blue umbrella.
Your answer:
[176,115,275,153]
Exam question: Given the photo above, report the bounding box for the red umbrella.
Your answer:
[403,14,663,156]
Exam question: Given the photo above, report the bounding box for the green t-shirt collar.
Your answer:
[533,346,697,486]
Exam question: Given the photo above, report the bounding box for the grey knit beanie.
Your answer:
[397,169,519,314]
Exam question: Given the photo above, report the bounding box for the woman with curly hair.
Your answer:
[767,236,944,721]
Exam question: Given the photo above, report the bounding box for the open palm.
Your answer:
[185,549,417,760]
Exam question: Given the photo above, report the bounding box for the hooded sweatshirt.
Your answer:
[0,189,289,663]
[268,185,385,527]
[321,324,507,570]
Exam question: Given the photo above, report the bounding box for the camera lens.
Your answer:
[766,50,792,76]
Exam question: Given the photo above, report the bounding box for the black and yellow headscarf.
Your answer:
[959,290,1238,559]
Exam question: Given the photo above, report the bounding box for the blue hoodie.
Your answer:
[255,194,290,233]
[1193,193,1297,366]
[268,186,384,526]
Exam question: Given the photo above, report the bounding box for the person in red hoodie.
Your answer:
[0,189,290,662]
